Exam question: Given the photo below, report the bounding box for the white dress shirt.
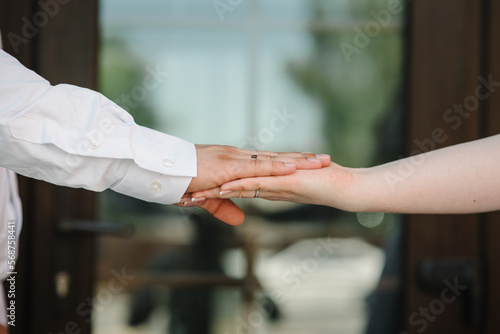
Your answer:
[0,168,21,279]
[0,47,197,301]
[0,49,197,204]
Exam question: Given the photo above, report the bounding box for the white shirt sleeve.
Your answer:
[0,49,197,204]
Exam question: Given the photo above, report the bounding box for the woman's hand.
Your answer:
[188,163,359,211]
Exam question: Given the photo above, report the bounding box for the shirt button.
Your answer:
[150,181,162,193]
[89,140,99,149]
[162,159,174,168]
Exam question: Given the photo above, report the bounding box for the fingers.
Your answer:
[192,177,281,200]
[315,154,331,167]
[222,160,295,184]
[175,198,245,226]
[248,149,330,166]
[201,198,245,225]
[255,154,330,169]
[225,154,330,180]
[220,177,271,197]
[189,145,329,203]
[189,187,222,200]
[230,146,330,168]
[267,151,331,167]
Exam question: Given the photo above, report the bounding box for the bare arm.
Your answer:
[351,134,500,213]
[194,134,500,214]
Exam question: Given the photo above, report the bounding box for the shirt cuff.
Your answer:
[131,125,197,178]
[111,160,193,204]
[110,128,197,204]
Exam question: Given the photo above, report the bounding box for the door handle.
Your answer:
[58,219,134,237]
[417,259,480,326]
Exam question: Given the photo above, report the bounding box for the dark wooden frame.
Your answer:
[404,0,500,333]
[483,0,500,332]
[1,1,98,333]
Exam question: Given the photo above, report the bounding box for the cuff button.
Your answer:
[162,159,174,168]
[150,181,162,193]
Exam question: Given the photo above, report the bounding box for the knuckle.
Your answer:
[267,155,278,161]
[273,161,284,168]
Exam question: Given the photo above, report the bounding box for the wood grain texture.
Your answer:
[1,1,98,333]
[484,1,500,333]
[404,1,482,333]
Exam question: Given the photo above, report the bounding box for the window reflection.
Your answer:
[96,1,405,333]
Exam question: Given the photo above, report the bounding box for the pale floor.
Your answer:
[92,237,384,334]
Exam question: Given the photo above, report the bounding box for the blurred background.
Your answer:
[3,1,500,333]
[94,0,405,333]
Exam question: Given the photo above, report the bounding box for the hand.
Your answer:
[190,163,358,211]
[176,198,246,226]
[187,145,331,193]
[179,145,331,225]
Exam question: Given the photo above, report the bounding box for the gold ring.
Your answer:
[254,190,259,198]
[251,154,258,160]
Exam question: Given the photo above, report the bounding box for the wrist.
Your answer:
[338,167,376,213]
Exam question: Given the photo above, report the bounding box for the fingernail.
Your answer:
[308,157,321,162]
[220,190,232,196]
[316,154,330,160]
[182,201,190,206]
[191,197,206,203]
[284,162,296,167]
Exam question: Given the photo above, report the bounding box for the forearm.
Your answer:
[0,49,196,204]
[348,134,500,214]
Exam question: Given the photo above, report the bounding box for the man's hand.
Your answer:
[177,145,331,225]
[187,145,330,193]
[177,197,246,226]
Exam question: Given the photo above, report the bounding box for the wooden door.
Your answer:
[482,2,500,333]
[404,0,500,333]
[0,1,98,333]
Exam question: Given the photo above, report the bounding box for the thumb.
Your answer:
[195,198,245,226]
